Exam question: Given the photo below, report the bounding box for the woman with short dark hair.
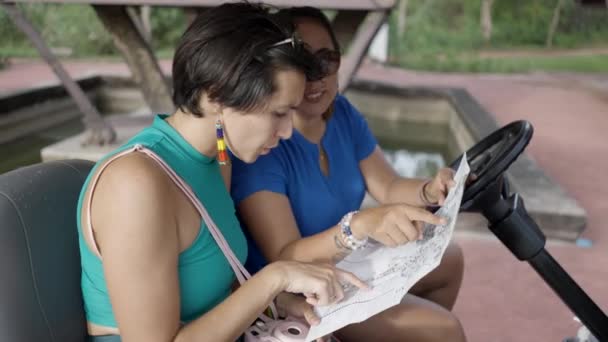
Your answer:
[77,3,365,341]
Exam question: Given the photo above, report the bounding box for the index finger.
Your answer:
[405,206,447,226]
[335,269,369,291]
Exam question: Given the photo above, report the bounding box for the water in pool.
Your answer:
[382,148,445,179]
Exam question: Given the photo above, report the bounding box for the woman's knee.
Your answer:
[391,295,467,341]
[444,241,465,281]
[412,241,465,295]
[404,306,466,342]
[433,311,466,342]
[336,295,467,342]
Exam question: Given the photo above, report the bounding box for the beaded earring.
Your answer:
[216,117,229,165]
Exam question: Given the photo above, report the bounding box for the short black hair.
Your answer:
[172,2,322,117]
[276,7,341,53]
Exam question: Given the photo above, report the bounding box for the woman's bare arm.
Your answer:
[91,154,360,342]
[238,191,348,264]
[359,146,427,206]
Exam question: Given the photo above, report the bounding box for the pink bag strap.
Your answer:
[85,144,278,317]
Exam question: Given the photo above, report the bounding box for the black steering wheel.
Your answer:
[447,120,608,341]
[449,120,534,210]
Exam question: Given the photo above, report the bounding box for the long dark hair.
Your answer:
[172,3,322,117]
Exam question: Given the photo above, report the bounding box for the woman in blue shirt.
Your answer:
[79,4,367,342]
[232,7,466,342]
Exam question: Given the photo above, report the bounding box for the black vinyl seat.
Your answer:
[0,159,94,342]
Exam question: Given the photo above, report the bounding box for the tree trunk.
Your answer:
[141,6,152,43]
[1,2,116,145]
[397,0,409,40]
[546,0,565,48]
[481,0,494,44]
[125,6,151,45]
[94,5,174,114]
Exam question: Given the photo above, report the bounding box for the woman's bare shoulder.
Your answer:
[90,151,176,237]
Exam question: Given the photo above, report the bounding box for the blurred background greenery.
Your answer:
[1,0,607,73]
[387,0,608,72]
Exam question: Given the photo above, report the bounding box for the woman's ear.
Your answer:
[209,100,224,117]
[215,104,225,116]
[199,92,223,116]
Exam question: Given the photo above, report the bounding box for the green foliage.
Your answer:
[1,1,607,73]
[490,0,557,46]
[0,4,186,57]
[398,52,608,73]
[391,0,608,53]
[388,0,608,72]
[0,4,115,56]
[149,8,186,51]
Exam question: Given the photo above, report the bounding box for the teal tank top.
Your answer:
[76,115,248,327]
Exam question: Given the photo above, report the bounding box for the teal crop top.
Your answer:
[76,115,248,327]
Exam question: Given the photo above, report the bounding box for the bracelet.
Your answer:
[339,211,367,250]
[419,180,437,206]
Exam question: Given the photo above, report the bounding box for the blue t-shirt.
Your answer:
[231,95,377,272]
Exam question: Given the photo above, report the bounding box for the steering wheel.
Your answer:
[449,120,534,210]
[447,120,608,341]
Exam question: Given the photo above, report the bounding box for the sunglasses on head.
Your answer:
[314,48,341,78]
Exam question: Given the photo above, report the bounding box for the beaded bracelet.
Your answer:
[339,211,367,250]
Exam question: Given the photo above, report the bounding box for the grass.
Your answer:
[0,46,42,59]
[394,52,608,73]
[4,46,608,74]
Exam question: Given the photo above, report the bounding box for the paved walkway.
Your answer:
[358,64,608,341]
[1,58,607,341]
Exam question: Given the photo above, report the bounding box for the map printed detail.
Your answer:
[306,154,470,342]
